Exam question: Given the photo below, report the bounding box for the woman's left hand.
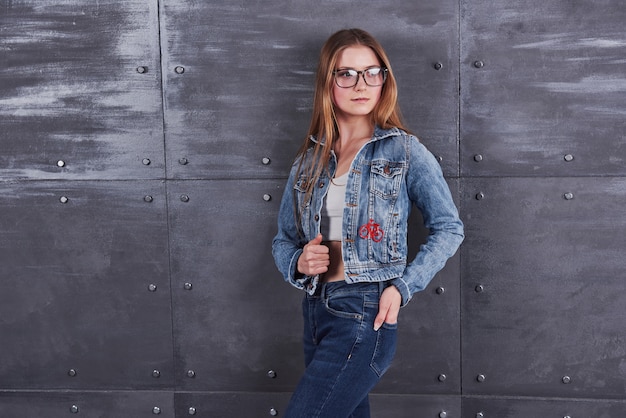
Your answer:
[374,285,401,331]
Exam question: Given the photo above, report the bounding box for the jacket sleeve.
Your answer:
[390,138,464,306]
[271,162,314,291]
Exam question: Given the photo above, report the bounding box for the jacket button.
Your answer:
[319,182,325,188]
[314,215,319,221]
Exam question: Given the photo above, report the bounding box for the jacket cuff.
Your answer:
[390,277,412,307]
[288,248,304,287]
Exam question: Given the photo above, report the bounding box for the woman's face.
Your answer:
[332,45,383,121]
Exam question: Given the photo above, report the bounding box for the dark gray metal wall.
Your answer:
[0,0,624,417]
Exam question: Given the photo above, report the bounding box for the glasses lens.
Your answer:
[334,67,387,88]
[335,69,358,87]
[364,67,384,86]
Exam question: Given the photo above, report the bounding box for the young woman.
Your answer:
[272,28,464,418]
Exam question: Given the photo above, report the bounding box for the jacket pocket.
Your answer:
[294,173,310,193]
[370,160,403,199]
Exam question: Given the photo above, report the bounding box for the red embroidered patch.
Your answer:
[359,219,384,242]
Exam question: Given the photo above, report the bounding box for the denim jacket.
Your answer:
[272,126,464,306]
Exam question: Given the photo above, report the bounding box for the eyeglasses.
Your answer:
[333,67,388,88]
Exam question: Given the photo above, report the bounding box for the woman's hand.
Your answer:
[297,234,330,276]
[374,285,401,331]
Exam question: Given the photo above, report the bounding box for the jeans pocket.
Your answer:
[324,291,364,321]
[370,322,398,377]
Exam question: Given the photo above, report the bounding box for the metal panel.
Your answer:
[0,391,174,418]
[461,177,626,398]
[371,394,461,418]
[460,0,626,177]
[168,179,304,392]
[175,392,461,418]
[175,392,292,418]
[377,180,461,395]
[0,0,164,180]
[0,181,173,389]
[168,178,462,395]
[463,396,626,418]
[160,0,459,179]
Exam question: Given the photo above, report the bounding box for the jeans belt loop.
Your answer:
[319,281,327,299]
[378,280,386,295]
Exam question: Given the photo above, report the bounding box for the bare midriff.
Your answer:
[322,240,345,282]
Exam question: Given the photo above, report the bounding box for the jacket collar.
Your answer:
[309,125,401,146]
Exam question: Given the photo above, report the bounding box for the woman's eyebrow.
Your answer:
[336,65,380,70]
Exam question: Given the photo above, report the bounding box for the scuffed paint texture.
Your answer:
[460,0,626,176]
[0,0,164,180]
[159,0,460,179]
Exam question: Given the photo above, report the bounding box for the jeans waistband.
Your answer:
[315,280,388,298]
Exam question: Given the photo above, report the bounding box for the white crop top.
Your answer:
[320,172,347,241]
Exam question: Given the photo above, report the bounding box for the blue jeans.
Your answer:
[284,281,398,418]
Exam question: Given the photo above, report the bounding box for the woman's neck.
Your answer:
[333,118,374,176]
[335,117,374,150]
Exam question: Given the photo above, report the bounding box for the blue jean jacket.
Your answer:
[272,126,464,306]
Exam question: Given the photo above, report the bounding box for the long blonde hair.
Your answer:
[295,28,409,208]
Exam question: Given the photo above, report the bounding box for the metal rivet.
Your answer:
[438,374,447,382]
[262,157,271,165]
[152,406,161,415]
[476,413,485,418]
[188,407,197,415]
[564,416,571,418]
[187,370,196,378]
[474,154,483,162]
[267,370,277,379]
[475,192,485,200]
[564,154,574,162]
[434,62,443,71]
[68,369,77,377]
[142,158,151,166]
[184,282,193,290]
[477,374,486,382]
[152,369,161,378]
[474,60,484,68]
[180,195,190,202]
[60,196,69,204]
[57,160,66,167]
[435,155,443,163]
[436,286,445,295]
[263,194,272,201]
[439,412,448,418]
[564,192,574,200]
[148,284,157,292]
[179,157,189,165]
[562,375,572,384]
[475,285,484,293]
[70,405,79,413]
[136,66,147,74]
[144,195,153,203]
[269,408,278,416]
[175,66,185,74]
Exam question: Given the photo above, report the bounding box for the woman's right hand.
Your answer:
[297,234,330,276]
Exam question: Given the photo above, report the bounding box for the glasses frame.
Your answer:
[332,67,388,88]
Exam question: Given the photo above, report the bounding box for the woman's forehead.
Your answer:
[336,45,379,68]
